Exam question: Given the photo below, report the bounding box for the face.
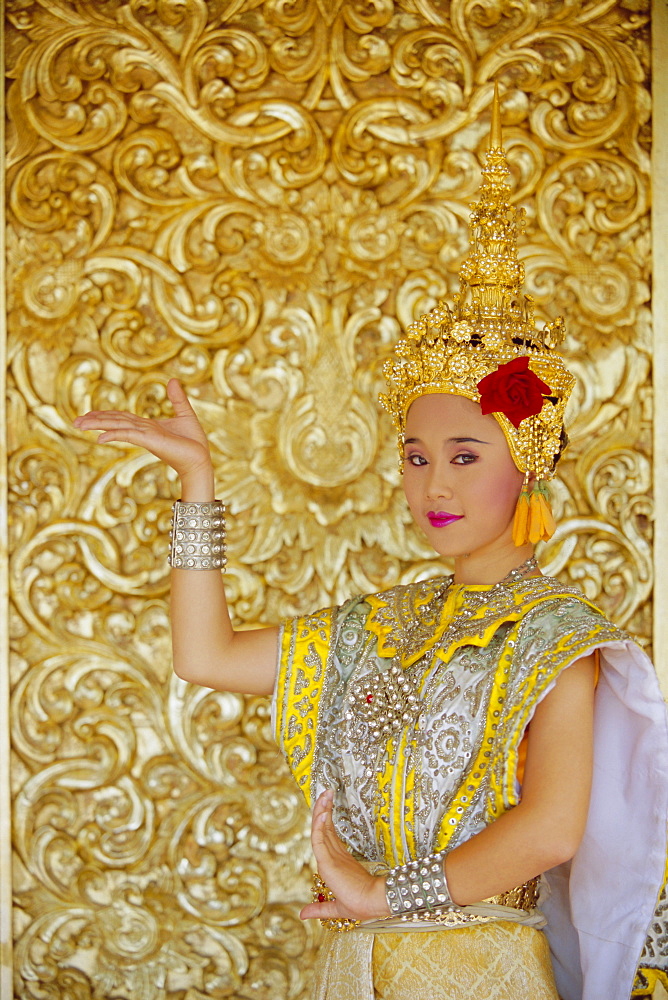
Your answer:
[402,393,525,561]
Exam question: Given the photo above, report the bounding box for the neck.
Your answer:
[453,542,538,586]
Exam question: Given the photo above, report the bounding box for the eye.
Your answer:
[404,453,427,467]
[452,452,477,465]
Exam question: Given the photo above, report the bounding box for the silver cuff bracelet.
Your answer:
[168,500,227,571]
[385,851,455,915]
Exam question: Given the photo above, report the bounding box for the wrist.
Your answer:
[373,875,392,918]
[168,499,227,572]
[179,467,215,501]
[384,851,455,916]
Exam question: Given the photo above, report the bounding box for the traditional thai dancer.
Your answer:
[74,91,668,1000]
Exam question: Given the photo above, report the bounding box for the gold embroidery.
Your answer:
[633,850,668,993]
[275,609,335,807]
[372,923,559,1000]
[365,575,610,668]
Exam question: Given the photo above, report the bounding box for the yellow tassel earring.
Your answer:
[512,415,557,546]
[513,478,555,546]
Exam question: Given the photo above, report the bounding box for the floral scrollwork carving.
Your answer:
[6,2,652,997]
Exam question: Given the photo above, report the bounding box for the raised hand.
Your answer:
[73,378,213,492]
[299,790,390,923]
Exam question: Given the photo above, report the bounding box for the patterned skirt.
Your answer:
[312,921,560,1000]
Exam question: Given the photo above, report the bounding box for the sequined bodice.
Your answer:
[273,575,625,867]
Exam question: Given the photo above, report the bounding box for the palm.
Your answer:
[299,791,389,923]
[73,379,212,481]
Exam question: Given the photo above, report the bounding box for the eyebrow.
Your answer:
[404,436,491,446]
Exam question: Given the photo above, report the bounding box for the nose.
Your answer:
[425,460,454,502]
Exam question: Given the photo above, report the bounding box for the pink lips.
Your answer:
[427,511,463,527]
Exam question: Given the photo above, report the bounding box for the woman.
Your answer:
[74,96,668,1000]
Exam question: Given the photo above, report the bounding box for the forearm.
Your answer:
[170,470,278,695]
[377,799,580,921]
[444,801,576,905]
[302,795,581,925]
[170,466,225,679]
[170,566,236,685]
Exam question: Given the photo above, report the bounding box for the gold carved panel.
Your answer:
[4,1,652,997]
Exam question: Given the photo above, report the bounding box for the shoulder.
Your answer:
[507,577,627,690]
[513,576,626,639]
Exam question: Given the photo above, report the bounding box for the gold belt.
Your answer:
[484,877,540,912]
[312,874,541,933]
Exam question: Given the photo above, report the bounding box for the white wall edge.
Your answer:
[0,2,13,993]
[653,0,668,698]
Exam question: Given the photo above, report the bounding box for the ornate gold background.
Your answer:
[3,1,653,997]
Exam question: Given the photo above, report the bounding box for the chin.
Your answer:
[429,529,514,562]
[424,533,470,560]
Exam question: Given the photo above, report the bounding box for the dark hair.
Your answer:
[553,426,569,469]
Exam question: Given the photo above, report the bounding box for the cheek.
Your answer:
[402,468,428,520]
[402,474,418,512]
[491,467,524,515]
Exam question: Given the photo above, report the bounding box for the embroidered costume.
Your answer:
[269,85,668,1000]
[272,575,668,1000]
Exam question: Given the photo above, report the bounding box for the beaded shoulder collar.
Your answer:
[364,574,605,669]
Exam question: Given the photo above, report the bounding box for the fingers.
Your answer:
[310,790,353,896]
[312,788,334,824]
[72,395,212,481]
[299,899,343,921]
[73,411,155,436]
[73,410,138,428]
[73,411,155,446]
[72,379,192,431]
[311,790,337,850]
[303,791,389,924]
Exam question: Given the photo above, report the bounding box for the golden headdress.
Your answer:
[380,85,576,545]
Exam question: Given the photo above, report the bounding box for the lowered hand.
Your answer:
[299,790,390,923]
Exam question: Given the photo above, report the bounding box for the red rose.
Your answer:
[477,356,551,428]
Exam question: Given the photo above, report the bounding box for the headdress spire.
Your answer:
[490,80,503,151]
